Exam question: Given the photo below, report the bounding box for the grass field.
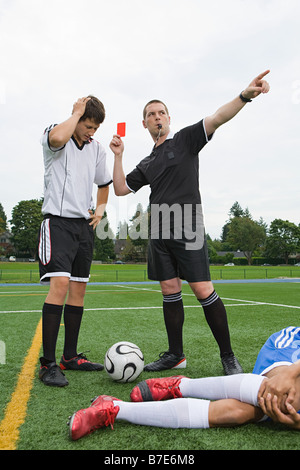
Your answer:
[1,261,300,283]
[0,277,300,452]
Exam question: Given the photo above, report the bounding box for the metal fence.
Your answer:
[0,267,299,284]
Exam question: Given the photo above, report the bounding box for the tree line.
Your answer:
[207,202,300,265]
[0,200,299,265]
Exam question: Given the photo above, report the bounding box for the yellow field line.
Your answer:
[0,317,42,450]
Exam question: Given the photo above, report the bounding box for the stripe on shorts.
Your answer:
[39,219,51,265]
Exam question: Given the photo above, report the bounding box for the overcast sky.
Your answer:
[0,0,299,239]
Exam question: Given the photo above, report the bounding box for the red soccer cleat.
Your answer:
[130,376,185,402]
[68,395,120,441]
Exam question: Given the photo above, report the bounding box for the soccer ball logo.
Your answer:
[104,341,144,383]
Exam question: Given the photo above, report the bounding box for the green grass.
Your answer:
[0,280,300,451]
[1,261,300,283]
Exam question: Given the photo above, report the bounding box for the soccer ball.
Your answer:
[104,341,144,383]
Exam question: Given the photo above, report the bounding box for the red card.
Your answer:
[117,122,126,137]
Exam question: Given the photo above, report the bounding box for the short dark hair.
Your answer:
[79,95,105,124]
[143,99,169,120]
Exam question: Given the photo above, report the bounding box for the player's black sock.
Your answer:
[63,304,84,360]
[199,291,233,356]
[42,302,63,363]
[163,292,184,356]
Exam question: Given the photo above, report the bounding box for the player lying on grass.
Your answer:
[68,327,300,439]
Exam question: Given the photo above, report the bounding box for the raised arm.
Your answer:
[204,70,270,136]
[110,135,131,196]
[49,97,90,148]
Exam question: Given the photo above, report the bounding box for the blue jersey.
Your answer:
[253,327,300,375]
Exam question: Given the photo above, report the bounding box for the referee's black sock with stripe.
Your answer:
[163,292,184,356]
[199,290,233,356]
[41,302,63,363]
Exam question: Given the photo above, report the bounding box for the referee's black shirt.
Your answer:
[126,119,212,206]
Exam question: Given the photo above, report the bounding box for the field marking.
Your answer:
[0,317,42,450]
[0,284,298,449]
[0,288,140,297]
[1,301,300,314]
[0,283,299,314]
[116,284,300,310]
[222,297,300,309]
[0,305,251,314]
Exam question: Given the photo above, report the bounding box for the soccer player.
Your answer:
[110,71,270,375]
[68,326,300,440]
[38,96,112,387]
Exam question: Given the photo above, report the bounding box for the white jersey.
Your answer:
[41,125,112,219]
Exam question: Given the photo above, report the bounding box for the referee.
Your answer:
[110,71,270,375]
[38,96,112,387]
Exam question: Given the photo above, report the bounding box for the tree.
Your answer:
[10,199,44,257]
[0,203,7,233]
[121,238,137,262]
[265,219,300,264]
[127,203,149,262]
[221,201,248,246]
[227,216,266,265]
[116,220,129,240]
[229,201,245,218]
[94,211,115,262]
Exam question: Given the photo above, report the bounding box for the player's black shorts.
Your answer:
[38,215,94,285]
[147,237,211,282]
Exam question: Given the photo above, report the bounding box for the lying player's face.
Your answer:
[74,118,100,145]
[143,103,170,137]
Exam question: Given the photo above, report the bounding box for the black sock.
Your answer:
[163,292,184,356]
[63,304,84,360]
[199,291,232,356]
[42,302,63,363]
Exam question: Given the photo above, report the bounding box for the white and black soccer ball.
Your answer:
[104,341,144,383]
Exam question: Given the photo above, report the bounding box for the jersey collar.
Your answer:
[150,130,175,156]
[166,130,174,140]
[71,135,93,150]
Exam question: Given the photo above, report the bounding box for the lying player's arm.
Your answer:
[258,360,300,409]
[259,394,300,430]
[204,70,270,136]
[49,97,90,149]
[110,135,131,196]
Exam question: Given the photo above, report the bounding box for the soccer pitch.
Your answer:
[0,279,300,452]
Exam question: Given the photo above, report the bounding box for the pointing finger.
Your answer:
[256,70,270,80]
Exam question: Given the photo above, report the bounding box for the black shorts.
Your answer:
[147,237,211,282]
[38,215,94,285]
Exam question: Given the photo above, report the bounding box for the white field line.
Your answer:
[0,304,261,314]
[2,301,299,314]
[116,284,300,310]
[1,283,299,313]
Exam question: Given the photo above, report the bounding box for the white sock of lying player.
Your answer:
[115,398,210,429]
[114,374,265,429]
[179,373,265,406]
